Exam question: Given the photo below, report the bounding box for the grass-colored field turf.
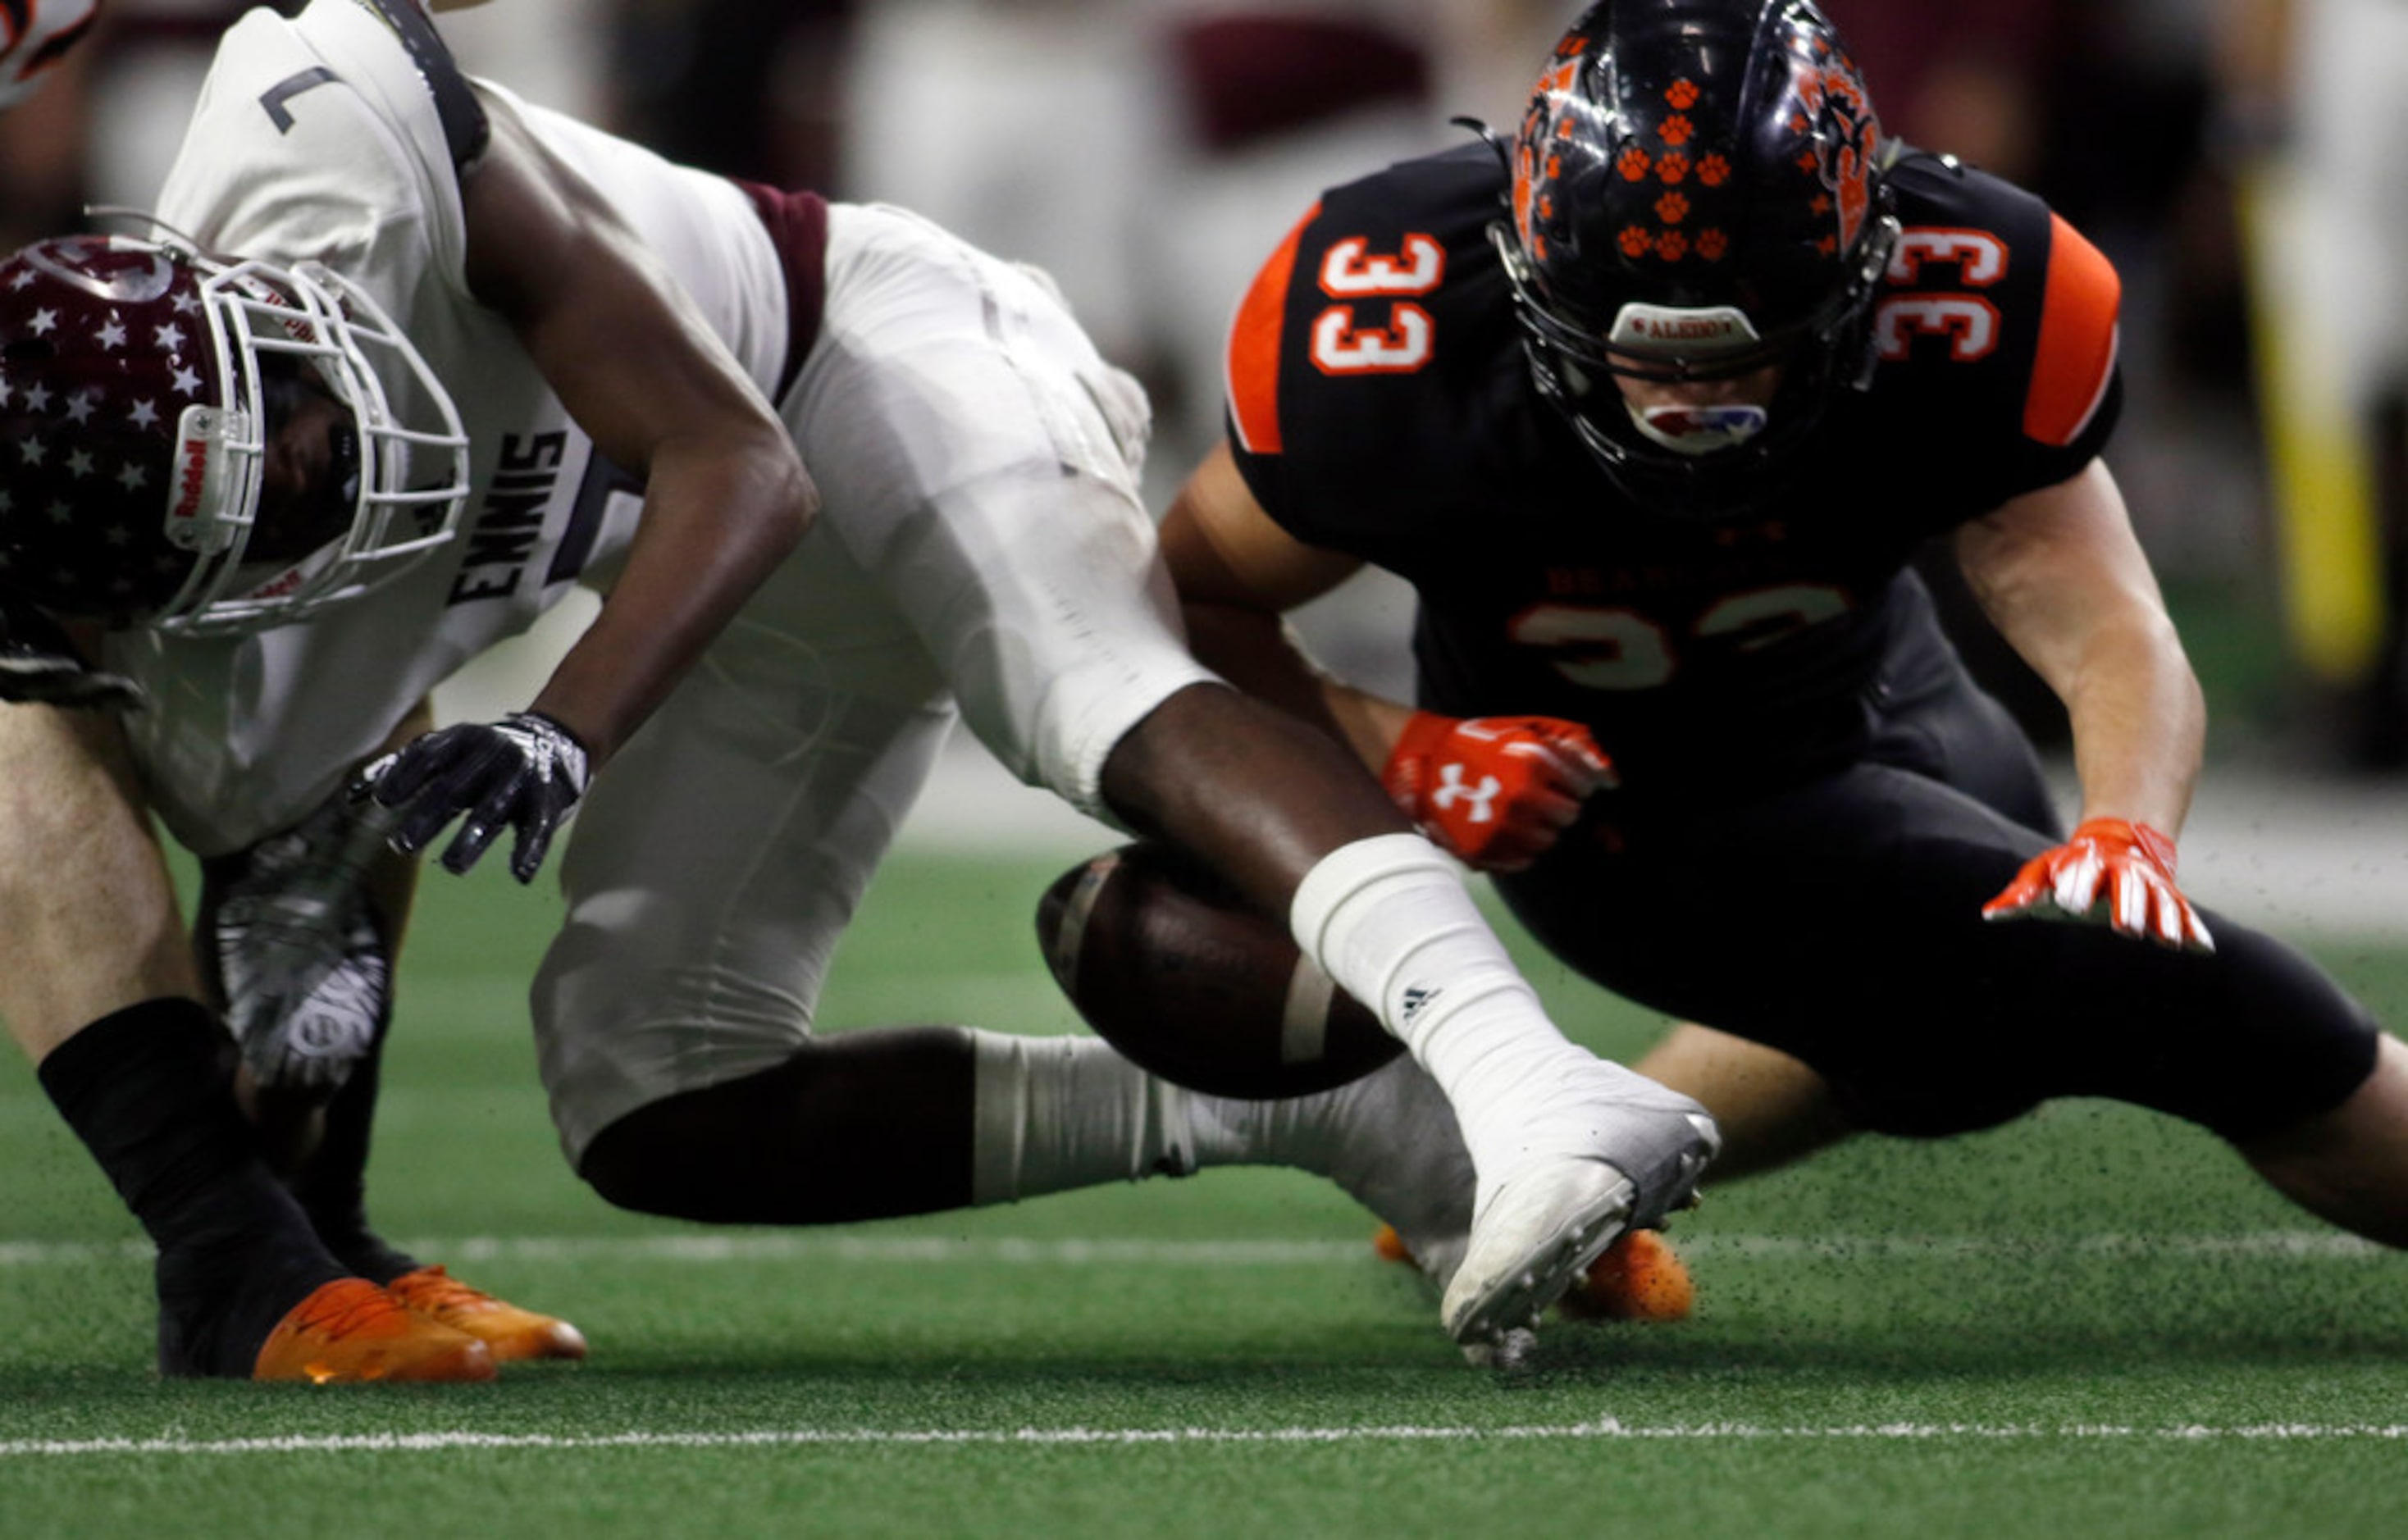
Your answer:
[5,840,2408,1538]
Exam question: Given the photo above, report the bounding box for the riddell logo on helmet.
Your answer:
[171,434,211,524]
[163,407,230,552]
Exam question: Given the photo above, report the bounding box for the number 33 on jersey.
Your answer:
[1215,143,2122,789]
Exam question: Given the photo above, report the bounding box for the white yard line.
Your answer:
[8,1420,2408,1459]
[2,1226,2395,1462]
[0,1230,2386,1269]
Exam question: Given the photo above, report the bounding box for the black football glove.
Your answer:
[199,792,398,1095]
[353,710,591,883]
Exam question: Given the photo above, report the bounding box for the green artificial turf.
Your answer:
[4,846,2406,1538]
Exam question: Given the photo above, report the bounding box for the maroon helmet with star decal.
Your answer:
[0,231,470,634]
[1493,0,1900,517]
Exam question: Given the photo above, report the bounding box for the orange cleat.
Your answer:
[386,1265,589,1363]
[1557,1227,1694,1322]
[253,1278,497,1383]
[1372,1222,1694,1323]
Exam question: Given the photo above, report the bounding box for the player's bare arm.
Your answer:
[1960,459,2214,949]
[358,87,821,883]
[1955,459,2205,837]
[457,87,814,767]
[1160,444,1610,872]
[1158,441,1399,768]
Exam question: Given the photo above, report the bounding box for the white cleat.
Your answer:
[1320,1056,1476,1294]
[1440,1158,1636,1359]
[1439,1059,1721,1363]
[1318,1055,1717,1365]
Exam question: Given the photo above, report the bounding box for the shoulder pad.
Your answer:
[1225,145,1503,461]
[1881,155,2120,450]
[1225,203,1316,458]
[2020,213,2119,448]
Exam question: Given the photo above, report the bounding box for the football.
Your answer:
[1035,842,1402,1099]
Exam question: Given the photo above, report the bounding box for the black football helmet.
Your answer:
[0,232,469,634]
[1494,0,1899,517]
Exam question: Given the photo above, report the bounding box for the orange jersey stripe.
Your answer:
[1226,203,1320,457]
[2023,212,2120,447]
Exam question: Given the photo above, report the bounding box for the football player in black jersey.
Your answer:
[1156,0,2408,1286]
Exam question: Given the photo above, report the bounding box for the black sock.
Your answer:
[37,999,347,1377]
[286,1041,422,1285]
[580,1027,979,1223]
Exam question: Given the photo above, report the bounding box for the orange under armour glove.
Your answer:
[1380,711,1616,873]
[1981,817,2214,953]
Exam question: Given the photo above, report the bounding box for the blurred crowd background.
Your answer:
[7,0,2406,777]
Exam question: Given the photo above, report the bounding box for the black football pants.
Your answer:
[1496,646,2382,1142]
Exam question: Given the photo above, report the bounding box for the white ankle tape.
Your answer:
[1289,833,1453,967]
[1288,833,1531,1053]
[968,1031,1196,1206]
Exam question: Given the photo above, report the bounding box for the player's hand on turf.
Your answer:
[1381,710,1616,873]
[205,794,396,1093]
[1981,816,2214,953]
[353,711,591,883]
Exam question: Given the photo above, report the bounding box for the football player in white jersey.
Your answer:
[0,0,1715,1381]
